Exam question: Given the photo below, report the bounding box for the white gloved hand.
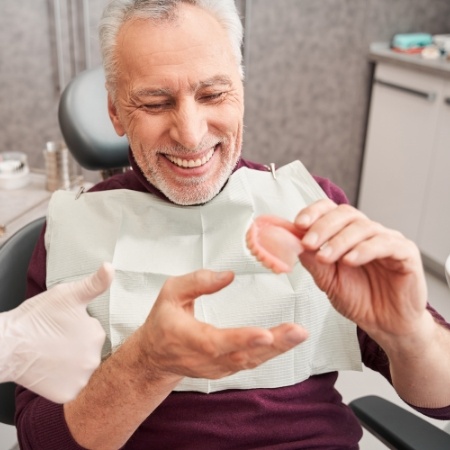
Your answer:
[0,263,114,403]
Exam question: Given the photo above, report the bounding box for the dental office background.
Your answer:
[1,1,450,449]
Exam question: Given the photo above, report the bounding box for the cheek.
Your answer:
[212,104,244,138]
[128,114,166,148]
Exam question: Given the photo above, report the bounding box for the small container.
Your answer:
[0,152,30,190]
[43,141,82,192]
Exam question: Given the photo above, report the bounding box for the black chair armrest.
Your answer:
[349,395,450,450]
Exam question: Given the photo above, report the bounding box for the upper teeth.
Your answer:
[166,148,215,168]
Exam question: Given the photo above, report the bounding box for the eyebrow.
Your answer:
[131,75,233,99]
[195,75,233,90]
[131,87,172,99]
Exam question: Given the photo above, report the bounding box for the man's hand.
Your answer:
[294,199,428,341]
[0,263,113,403]
[294,199,450,408]
[62,269,308,450]
[135,270,308,381]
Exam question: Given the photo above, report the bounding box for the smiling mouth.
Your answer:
[165,147,215,168]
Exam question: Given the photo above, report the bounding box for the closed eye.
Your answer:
[142,102,173,112]
[199,92,226,103]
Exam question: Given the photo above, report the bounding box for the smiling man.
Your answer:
[15,1,450,449]
[107,4,244,206]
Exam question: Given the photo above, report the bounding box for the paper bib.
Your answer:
[46,161,362,393]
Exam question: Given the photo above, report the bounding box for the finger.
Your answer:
[299,203,367,252]
[314,218,384,263]
[181,320,275,358]
[69,262,115,305]
[341,232,419,270]
[227,323,308,368]
[163,270,235,307]
[294,198,338,230]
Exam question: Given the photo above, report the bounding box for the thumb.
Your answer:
[165,269,235,307]
[69,262,115,306]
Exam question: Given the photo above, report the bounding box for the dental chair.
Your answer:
[57,67,450,448]
[349,395,450,449]
[0,217,46,425]
[0,68,126,428]
[58,66,129,178]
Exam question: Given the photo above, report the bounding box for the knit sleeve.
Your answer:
[15,387,85,449]
[312,175,349,205]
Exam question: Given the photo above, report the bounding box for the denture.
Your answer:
[246,215,304,273]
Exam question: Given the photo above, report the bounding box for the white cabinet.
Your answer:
[418,81,450,266]
[358,62,450,270]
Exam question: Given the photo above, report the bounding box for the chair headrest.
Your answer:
[58,67,129,171]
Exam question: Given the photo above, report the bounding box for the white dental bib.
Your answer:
[45,161,361,393]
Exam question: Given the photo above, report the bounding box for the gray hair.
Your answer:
[99,0,244,93]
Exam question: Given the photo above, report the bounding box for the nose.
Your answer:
[169,98,207,150]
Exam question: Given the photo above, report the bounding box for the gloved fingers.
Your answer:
[19,359,97,404]
[67,262,115,306]
[87,316,107,348]
[13,315,105,402]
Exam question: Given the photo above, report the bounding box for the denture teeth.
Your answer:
[167,148,214,168]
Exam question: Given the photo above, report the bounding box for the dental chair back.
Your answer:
[58,67,129,176]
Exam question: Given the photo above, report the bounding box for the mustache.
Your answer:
[156,136,228,156]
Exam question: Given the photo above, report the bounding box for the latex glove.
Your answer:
[0,263,114,403]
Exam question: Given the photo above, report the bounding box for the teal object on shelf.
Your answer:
[392,33,433,49]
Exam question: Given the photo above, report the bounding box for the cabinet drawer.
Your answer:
[358,62,450,275]
[418,80,450,267]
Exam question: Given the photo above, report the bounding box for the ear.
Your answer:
[107,92,126,137]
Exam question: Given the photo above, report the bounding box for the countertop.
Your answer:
[370,42,450,79]
[0,172,51,245]
[0,171,91,246]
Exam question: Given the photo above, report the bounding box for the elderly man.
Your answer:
[16,1,450,449]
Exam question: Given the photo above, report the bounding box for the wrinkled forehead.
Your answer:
[115,4,241,91]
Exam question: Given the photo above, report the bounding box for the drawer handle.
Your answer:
[375,79,436,102]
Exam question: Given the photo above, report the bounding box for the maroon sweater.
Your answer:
[15,156,450,449]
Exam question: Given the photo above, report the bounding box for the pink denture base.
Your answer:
[246,215,304,274]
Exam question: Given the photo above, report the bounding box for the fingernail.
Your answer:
[215,271,229,281]
[319,244,332,258]
[345,250,358,262]
[285,329,304,345]
[250,336,273,348]
[296,214,311,227]
[302,232,318,247]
